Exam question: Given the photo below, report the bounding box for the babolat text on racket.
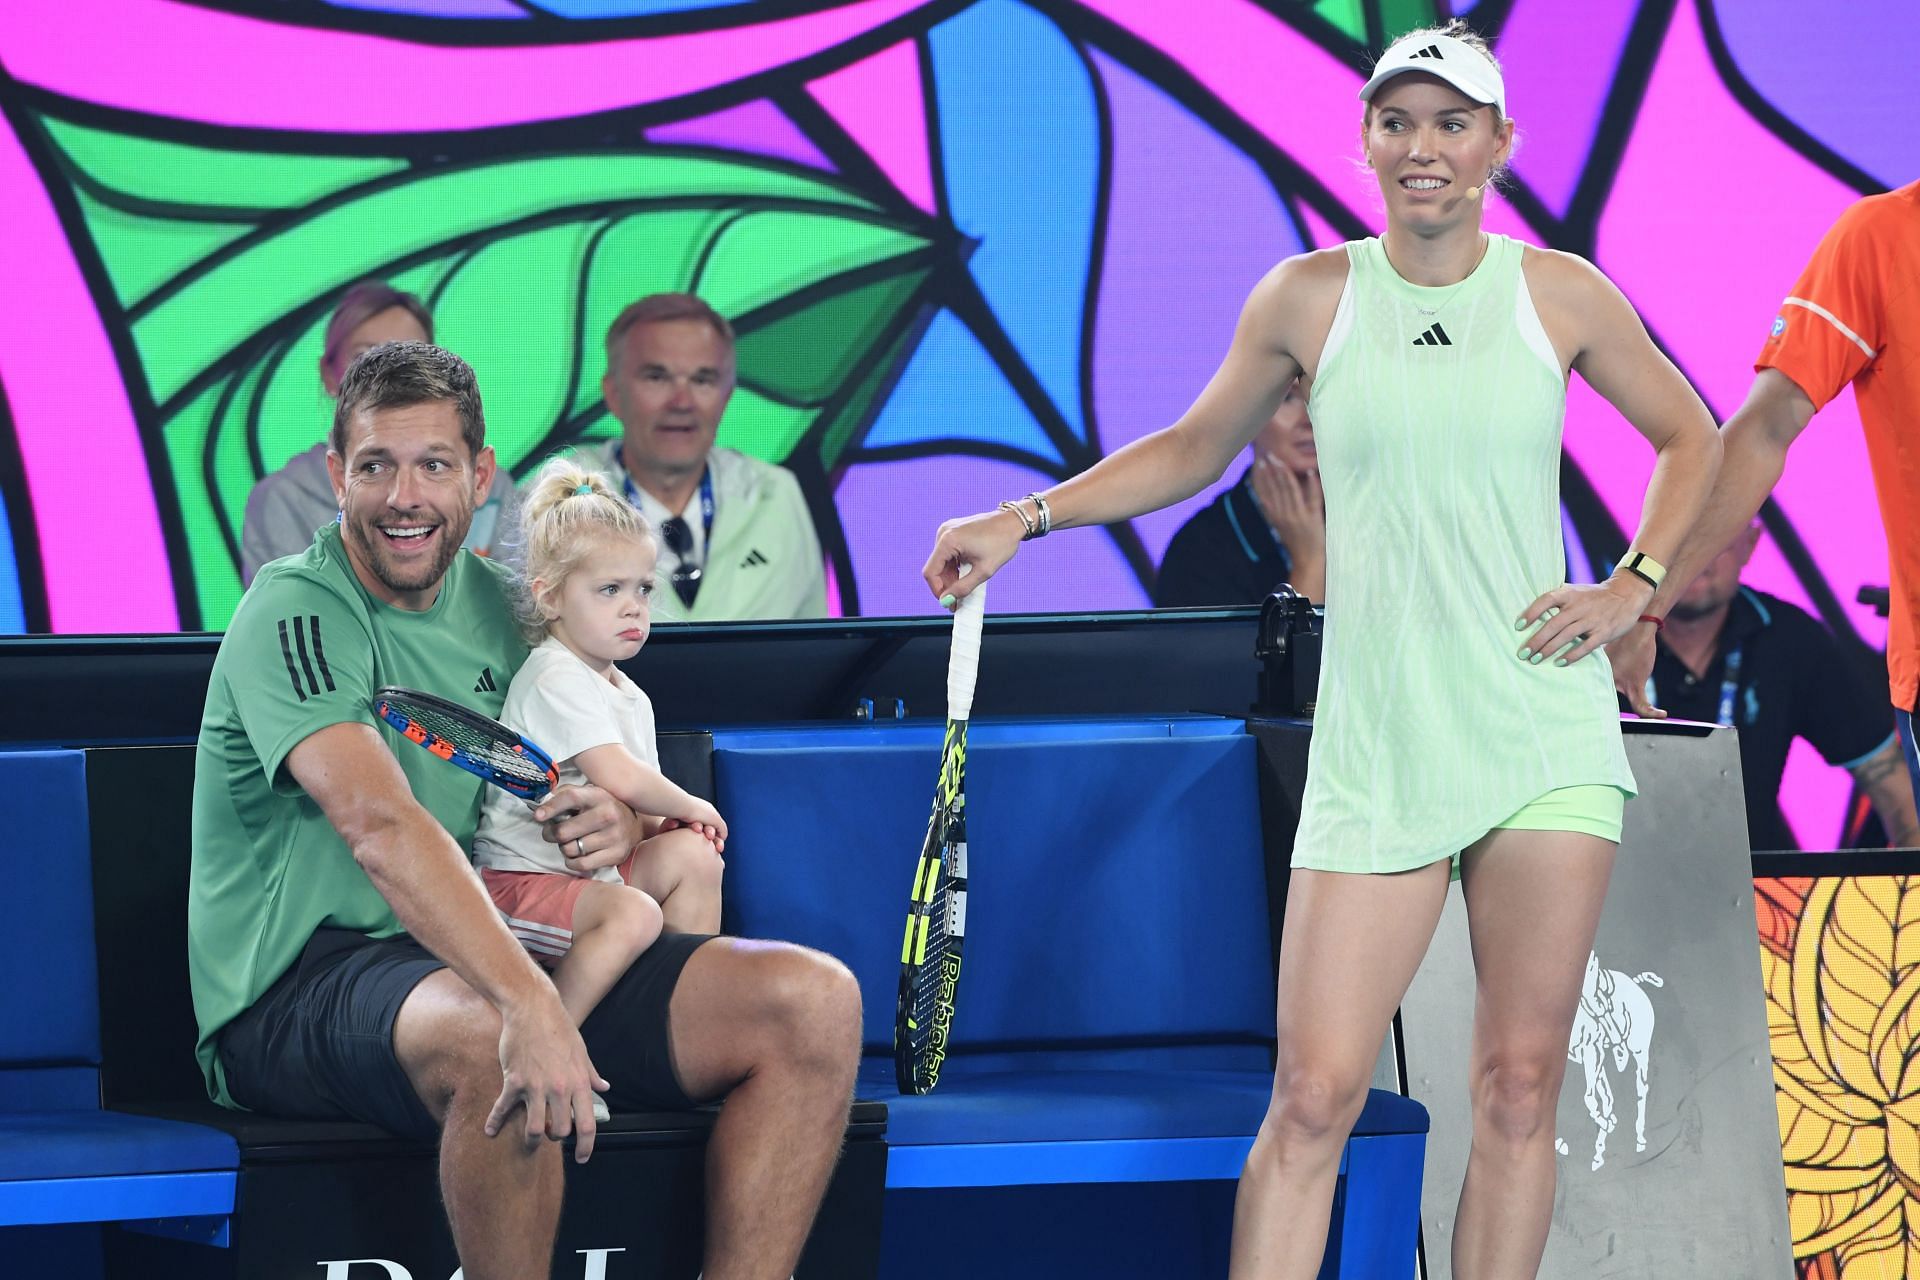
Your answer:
[894,576,986,1095]
[372,686,558,806]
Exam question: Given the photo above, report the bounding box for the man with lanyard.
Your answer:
[1637,524,1920,850]
[579,293,827,622]
[1611,181,1920,823]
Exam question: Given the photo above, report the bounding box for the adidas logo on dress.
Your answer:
[1413,323,1453,347]
[738,548,769,569]
[474,667,497,693]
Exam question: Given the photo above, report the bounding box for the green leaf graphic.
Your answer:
[29,103,945,628]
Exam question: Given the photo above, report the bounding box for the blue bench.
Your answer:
[0,751,237,1253]
[716,717,1427,1278]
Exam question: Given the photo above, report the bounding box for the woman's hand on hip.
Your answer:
[923,509,1027,607]
[1515,574,1655,670]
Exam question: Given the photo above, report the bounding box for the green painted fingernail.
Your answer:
[1529,651,1545,665]
[1517,646,1532,660]
[939,593,957,609]
[1555,657,1568,667]
[1515,617,1527,630]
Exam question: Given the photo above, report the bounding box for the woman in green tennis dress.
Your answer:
[921,22,1720,1280]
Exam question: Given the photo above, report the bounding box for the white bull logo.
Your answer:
[1565,950,1663,1171]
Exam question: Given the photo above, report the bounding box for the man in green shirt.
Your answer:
[189,342,861,1280]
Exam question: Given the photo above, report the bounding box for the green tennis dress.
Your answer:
[1294,234,1636,875]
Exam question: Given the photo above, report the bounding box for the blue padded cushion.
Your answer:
[855,1062,1428,1146]
[0,751,101,1065]
[0,1112,238,1180]
[716,725,1271,1050]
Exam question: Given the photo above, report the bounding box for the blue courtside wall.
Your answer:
[715,722,1272,1052]
[0,752,100,1072]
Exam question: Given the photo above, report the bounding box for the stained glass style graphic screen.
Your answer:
[0,1,1910,845]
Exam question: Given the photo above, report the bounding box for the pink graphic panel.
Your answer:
[2,0,937,134]
[808,40,938,213]
[1783,739,1854,850]
[0,114,176,632]
[1598,0,1885,645]
[1079,0,1376,207]
[1497,0,1641,214]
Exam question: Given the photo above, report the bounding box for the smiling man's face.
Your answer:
[327,398,492,610]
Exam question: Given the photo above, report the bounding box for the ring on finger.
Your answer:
[574,837,586,858]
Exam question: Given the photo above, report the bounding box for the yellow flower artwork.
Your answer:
[1762,874,1920,1279]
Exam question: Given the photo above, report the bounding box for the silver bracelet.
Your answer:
[1025,492,1053,538]
[997,499,1035,539]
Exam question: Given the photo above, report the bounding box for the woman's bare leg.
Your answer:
[1230,859,1452,1278]
[1452,827,1615,1278]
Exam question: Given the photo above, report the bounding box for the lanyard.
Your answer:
[625,466,715,567]
[1645,642,1744,727]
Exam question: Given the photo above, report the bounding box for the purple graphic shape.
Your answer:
[1089,49,1299,564]
[0,113,176,632]
[530,0,754,16]
[838,455,1147,618]
[1597,0,1884,648]
[3,0,936,134]
[327,0,530,16]
[648,99,835,172]
[1497,0,1640,216]
[808,39,938,214]
[1716,0,1918,189]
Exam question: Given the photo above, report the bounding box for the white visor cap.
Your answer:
[1359,32,1505,119]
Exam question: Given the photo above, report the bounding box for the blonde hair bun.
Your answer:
[507,455,653,641]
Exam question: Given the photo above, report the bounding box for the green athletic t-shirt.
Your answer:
[188,523,529,1107]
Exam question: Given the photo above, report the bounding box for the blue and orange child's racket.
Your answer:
[372,686,558,805]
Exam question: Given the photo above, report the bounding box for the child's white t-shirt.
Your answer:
[471,636,660,881]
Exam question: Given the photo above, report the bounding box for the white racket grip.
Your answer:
[947,580,987,722]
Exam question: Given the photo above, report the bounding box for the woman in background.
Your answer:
[240,281,515,583]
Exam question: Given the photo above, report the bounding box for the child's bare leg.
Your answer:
[624,826,724,934]
[551,882,664,1025]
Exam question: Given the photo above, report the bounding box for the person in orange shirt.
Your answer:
[1611,180,1920,817]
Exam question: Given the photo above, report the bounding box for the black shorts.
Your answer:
[219,927,714,1140]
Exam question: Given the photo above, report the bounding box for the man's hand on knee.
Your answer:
[484,994,610,1163]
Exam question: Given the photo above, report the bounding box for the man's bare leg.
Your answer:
[394,969,563,1280]
[669,939,862,1280]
